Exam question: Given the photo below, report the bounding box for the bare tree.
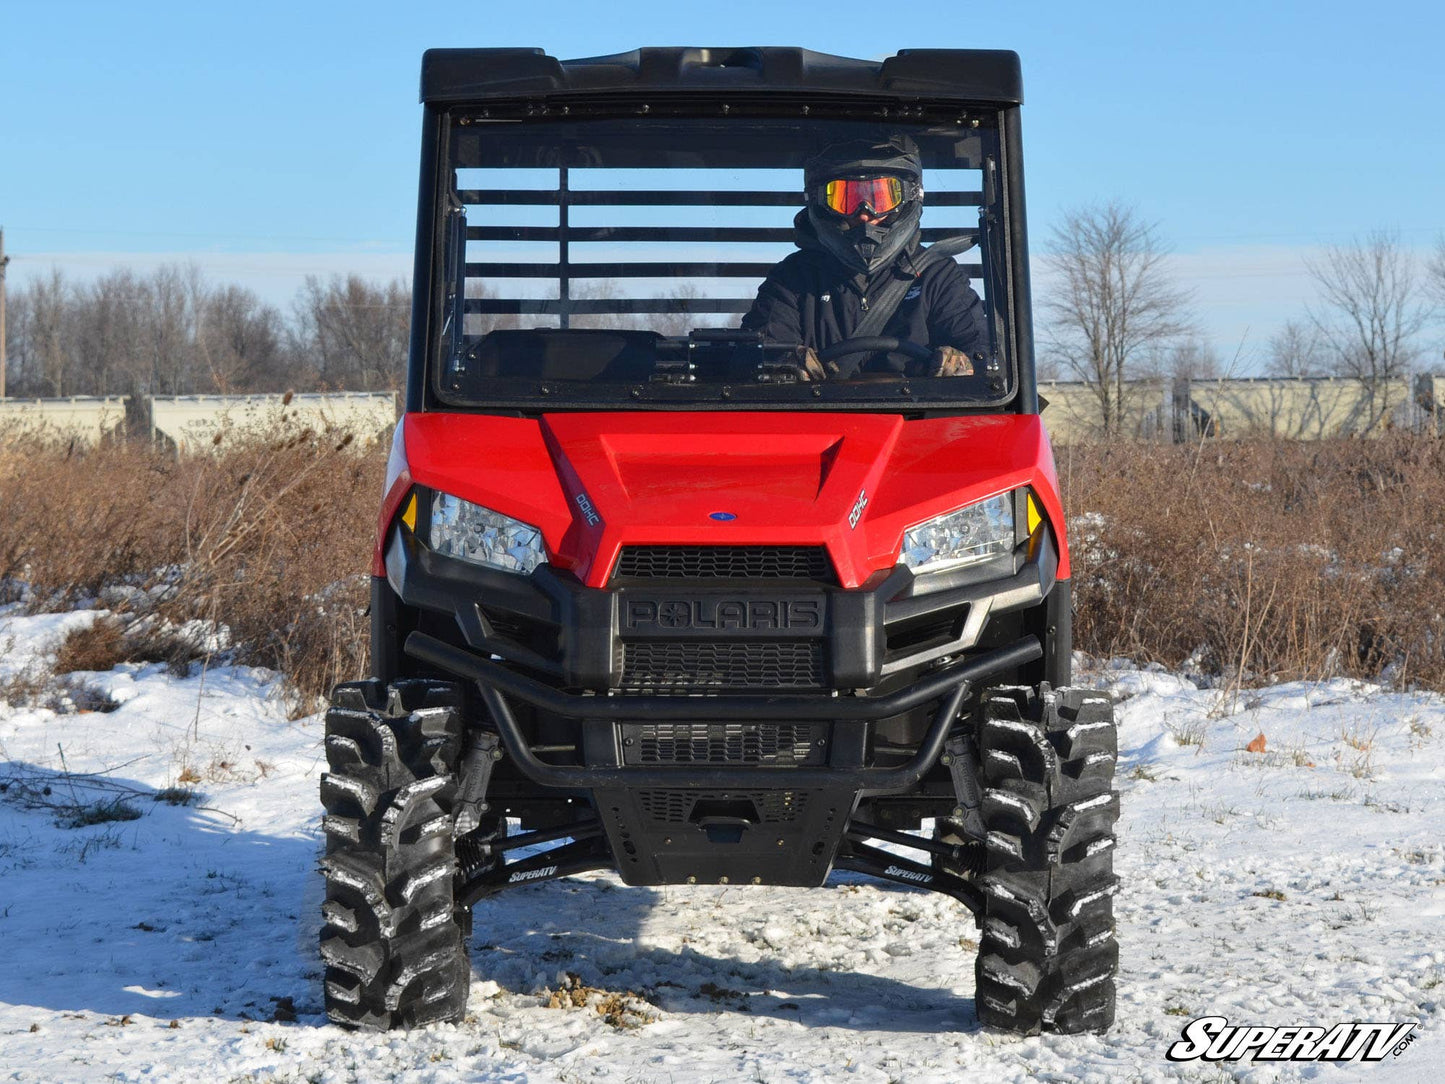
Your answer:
[1306,232,1430,427]
[569,280,710,337]
[140,264,200,395]
[1041,202,1192,436]
[1266,319,1328,378]
[3,288,38,396]
[293,275,409,390]
[74,269,150,397]
[19,269,75,397]
[569,279,630,332]
[199,284,289,392]
[1430,240,1445,380]
[1161,337,1221,382]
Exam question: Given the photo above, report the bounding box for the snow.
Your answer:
[2,608,1443,1081]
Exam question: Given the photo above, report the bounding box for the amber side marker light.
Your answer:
[1025,491,1046,560]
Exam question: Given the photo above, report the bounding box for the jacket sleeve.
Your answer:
[925,260,990,355]
[740,259,806,345]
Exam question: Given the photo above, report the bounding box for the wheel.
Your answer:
[320,678,470,1030]
[974,684,1119,1034]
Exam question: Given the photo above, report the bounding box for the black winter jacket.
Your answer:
[740,211,989,370]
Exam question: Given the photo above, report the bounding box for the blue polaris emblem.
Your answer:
[709,511,737,522]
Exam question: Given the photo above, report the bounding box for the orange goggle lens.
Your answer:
[822,176,905,217]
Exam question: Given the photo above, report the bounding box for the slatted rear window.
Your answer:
[437,108,1010,405]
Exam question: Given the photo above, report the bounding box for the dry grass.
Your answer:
[1061,434,1445,692]
[46,611,206,686]
[1165,718,1209,748]
[0,662,50,709]
[542,973,660,1029]
[52,619,127,674]
[0,425,384,707]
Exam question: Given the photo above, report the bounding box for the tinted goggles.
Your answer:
[820,176,915,217]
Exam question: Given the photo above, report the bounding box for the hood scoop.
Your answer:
[538,412,903,586]
[540,413,901,531]
[602,432,843,503]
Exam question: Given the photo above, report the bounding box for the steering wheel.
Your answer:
[817,336,931,378]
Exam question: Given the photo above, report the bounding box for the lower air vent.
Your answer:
[636,789,810,825]
[622,722,827,766]
[621,640,824,691]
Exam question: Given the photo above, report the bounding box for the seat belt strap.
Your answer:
[829,233,978,377]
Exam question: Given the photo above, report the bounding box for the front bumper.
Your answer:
[385,526,1056,888]
[406,630,1039,792]
[384,522,1058,692]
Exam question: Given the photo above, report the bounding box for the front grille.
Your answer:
[620,640,824,691]
[637,788,810,824]
[614,545,832,581]
[622,722,827,766]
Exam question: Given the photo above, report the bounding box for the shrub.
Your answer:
[0,426,384,707]
[53,619,127,674]
[1060,434,1445,690]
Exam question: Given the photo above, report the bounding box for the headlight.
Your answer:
[901,493,1014,575]
[429,493,546,574]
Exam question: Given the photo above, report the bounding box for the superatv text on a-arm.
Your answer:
[319,46,1119,1036]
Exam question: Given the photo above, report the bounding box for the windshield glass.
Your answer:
[435,107,1012,409]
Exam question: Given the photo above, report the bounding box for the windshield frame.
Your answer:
[419,95,1029,415]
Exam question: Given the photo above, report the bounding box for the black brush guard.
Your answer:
[406,632,1038,906]
[405,631,1040,791]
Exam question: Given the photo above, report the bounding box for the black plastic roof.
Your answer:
[420,47,1022,106]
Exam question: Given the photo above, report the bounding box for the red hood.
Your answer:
[400,411,1066,588]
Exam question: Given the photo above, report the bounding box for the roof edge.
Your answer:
[420,47,1022,106]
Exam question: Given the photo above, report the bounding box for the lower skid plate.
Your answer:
[593,784,859,886]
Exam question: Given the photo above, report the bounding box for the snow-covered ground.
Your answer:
[2,606,1442,1082]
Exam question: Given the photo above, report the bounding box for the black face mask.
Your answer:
[808,199,922,277]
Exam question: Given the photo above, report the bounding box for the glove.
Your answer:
[791,345,829,382]
[931,346,975,377]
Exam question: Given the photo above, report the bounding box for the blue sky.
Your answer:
[3,0,1442,369]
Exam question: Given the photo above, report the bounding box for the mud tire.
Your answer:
[974,684,1119,1034]
[320,679,469,1030]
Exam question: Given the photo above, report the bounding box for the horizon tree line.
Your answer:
[4,233,1445,431]
[2,266,409,400]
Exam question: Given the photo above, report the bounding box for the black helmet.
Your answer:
[804,135,924,276]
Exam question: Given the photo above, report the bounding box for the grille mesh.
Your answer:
[637,789,810,824]
[624,722,826,766]
[621,640,824,691]
[614,546,832,581]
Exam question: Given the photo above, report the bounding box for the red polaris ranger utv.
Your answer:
[320,46,1119,1036]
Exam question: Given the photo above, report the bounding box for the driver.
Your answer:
[741,135,988,379]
